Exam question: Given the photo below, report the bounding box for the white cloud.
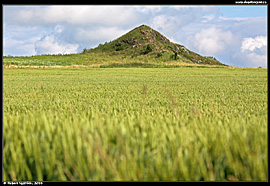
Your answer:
[241,36,267,52]
[187,27,234,56]
[35,35,79,55]
[34,26,79,55]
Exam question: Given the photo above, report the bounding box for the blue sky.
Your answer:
[3,5,267,68]
[217,5,267,17]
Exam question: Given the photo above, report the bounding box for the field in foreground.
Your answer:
[3,67,267,181]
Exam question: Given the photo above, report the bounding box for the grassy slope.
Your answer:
[3,68,267,181]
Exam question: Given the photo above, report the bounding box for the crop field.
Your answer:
[3,67,267,181]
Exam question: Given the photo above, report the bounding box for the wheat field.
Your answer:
[3,67,267,181]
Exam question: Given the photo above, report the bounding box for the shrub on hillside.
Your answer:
[116,45,124,51]
[144,44,152,54]
[157,52,163,57]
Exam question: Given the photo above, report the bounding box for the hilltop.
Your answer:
[3,25,227,68]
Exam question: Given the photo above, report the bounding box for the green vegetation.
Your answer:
[144,44,153,54]
[3,67,267,181]
[157,52,163,58]
[2,54,223,68]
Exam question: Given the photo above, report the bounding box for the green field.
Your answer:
[3,67,267,181]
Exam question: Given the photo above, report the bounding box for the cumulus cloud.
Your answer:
[34,26,79,55]
[35,35,79,55]
[241,36,267,52]
[186,27,234,56]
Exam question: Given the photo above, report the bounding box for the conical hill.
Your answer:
[85,25,225,66]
